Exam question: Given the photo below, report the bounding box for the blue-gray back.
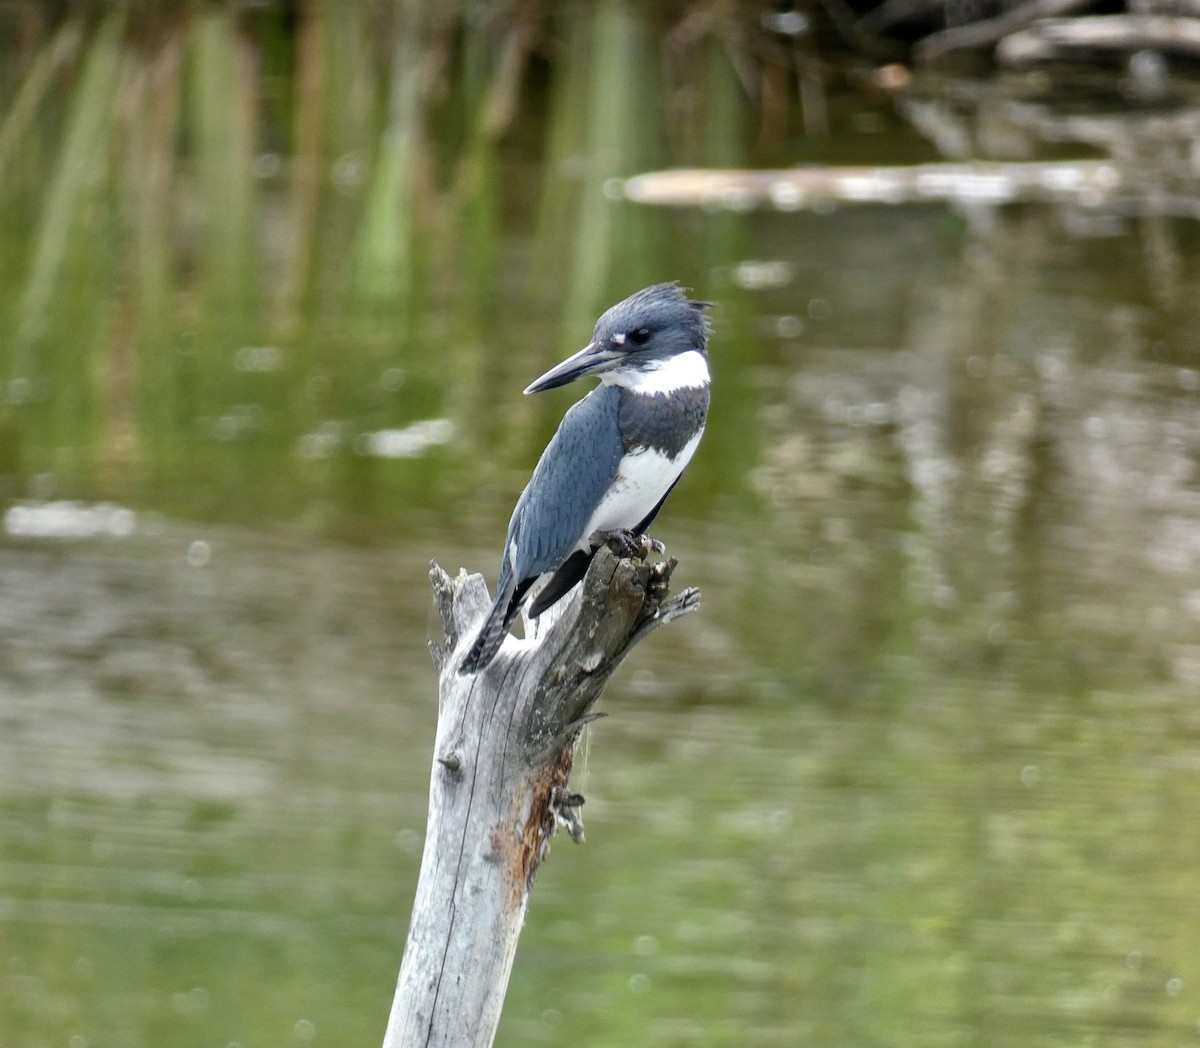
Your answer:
[506,384,624,580]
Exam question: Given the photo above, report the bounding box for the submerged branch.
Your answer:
[915,0,1097,63]
[998,15,1200,64]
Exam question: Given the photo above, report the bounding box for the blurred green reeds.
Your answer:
[0,2,762,534]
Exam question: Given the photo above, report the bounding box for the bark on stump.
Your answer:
[382,546,700,1048]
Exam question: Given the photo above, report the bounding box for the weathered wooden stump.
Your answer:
[382,546,700,1048]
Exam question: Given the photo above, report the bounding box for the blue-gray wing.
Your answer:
[507,385,623,580]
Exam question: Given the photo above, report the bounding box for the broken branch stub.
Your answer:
[382,547,699,1048]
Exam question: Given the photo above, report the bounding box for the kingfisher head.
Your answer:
[525,283,712,394]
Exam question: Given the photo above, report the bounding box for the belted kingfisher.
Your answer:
[459,282,712,675]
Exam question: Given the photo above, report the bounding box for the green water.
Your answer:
[3,6,1200,1047]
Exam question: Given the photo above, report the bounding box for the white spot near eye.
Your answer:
[611,333,626,345]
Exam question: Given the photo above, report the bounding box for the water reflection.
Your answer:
[731,206,1200,700]
[2,8,1200,1048]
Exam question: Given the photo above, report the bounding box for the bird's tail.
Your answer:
[459,592,510,675]
[461,570,539,675]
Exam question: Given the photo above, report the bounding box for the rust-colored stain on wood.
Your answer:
[490,747,575,909]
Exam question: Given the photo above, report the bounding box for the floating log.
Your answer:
[623,160,1123,211]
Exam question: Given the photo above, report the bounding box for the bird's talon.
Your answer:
[594,528,641,560]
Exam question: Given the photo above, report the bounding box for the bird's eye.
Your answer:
[629,328,652,345]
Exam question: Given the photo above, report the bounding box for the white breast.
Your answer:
[580,429,703,544]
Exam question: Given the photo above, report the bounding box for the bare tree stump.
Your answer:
[381,547,700,1048]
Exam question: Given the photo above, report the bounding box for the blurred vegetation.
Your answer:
[7,2,1195,538]
[0,0,822,536]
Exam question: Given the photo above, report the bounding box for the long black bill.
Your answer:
[523,341,624,394]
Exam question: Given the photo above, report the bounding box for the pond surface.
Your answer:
[2,8,1200,1048]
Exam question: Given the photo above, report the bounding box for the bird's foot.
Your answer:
[591,529,667,562]
[593,528,641,560]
